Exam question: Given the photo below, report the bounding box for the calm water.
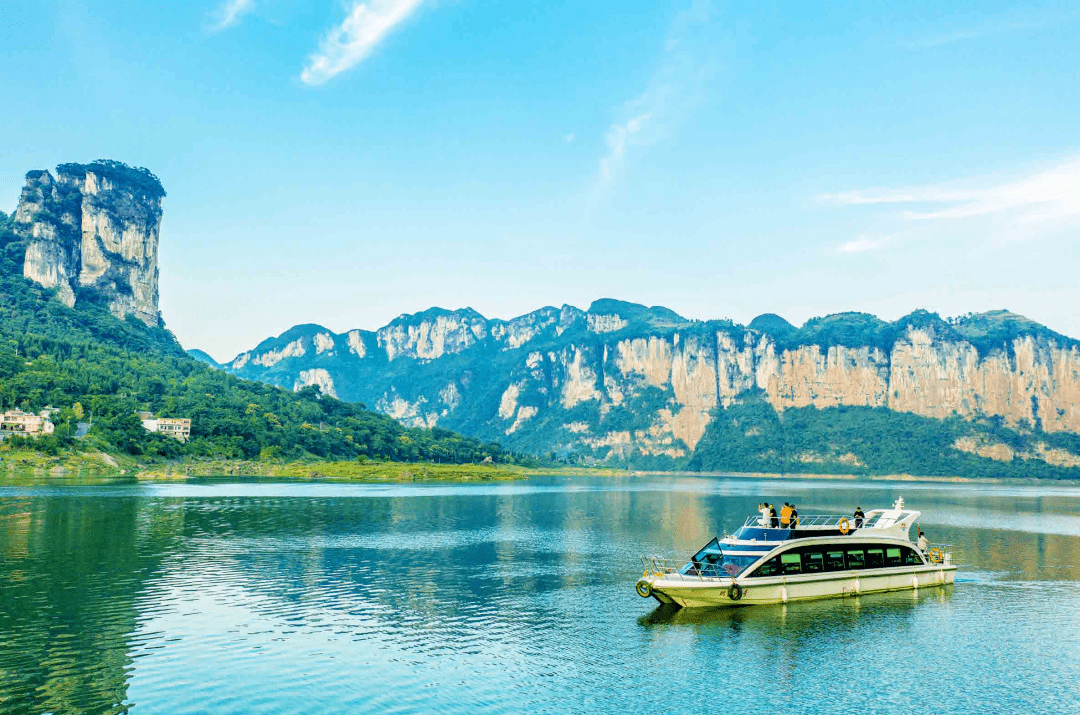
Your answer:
[2,475,1079,714]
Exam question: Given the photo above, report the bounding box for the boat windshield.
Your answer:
[685,538,760,577]
[682,553,759,578]
[714,554,758,577]
[691,537,722,563]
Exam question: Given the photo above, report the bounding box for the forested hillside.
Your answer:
[0,209,518,465]
[688,394,1080,480]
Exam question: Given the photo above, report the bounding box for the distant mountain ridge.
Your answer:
[199,301,1080,478]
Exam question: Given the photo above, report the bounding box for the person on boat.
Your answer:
[780,502,792,527]
[917,527,928,553]
[853,506,865,528]
[769,503,779,528]
[789,504,799,529]
[759,503,771,527]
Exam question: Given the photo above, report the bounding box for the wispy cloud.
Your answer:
[205,0,254,33]
[597,112,652,191]
[591,0,713,199]
[822,155,1080,247]
[907,18,1046,48]
[564,133,576,144]
[902,11,1079,48]
[301,0,424,86]
[837,234,893,254]
[821,156,1080,223]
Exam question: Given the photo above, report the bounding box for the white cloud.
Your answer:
[822,155,1080,249]
[591,1,713,198]
[206,0,254,33]
[301,0,424,86]
[908,19,1046,48]
[820,156,1080,225]
[597,112,652,190]
[903,10,1080,49]
[838,235,891,253]
[564,133,576,144]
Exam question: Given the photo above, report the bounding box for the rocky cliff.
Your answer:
[13,161,165,326]
[206,301,1080,474]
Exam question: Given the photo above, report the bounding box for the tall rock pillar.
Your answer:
[12,161,165,327]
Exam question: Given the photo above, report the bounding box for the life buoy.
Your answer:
[928,548,944,564]
[636,579,652,598]
[727,583,743,601]
[838,517,850,535]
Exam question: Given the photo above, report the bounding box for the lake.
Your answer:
[1,475,1079,714]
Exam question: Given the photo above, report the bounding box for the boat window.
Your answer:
[865,549,884,569]
[846,549,865,569]
[902,546,924,566]
[750,555,783,578]
[781,553,801,575]
[802,551,824,573]
[824,551,846,571]
[885,548,902,567]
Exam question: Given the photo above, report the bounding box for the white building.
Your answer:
[0,409,55,437]
[139,412,192,442]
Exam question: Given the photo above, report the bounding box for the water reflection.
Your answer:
[1,476,1079,714]
[0,495,178,714]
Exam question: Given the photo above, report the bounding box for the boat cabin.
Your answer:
[680,498,926,579]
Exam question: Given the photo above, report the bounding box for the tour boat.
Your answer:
[635,497,956,608]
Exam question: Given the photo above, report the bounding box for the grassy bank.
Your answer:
[139,459,529,481]
[0,446,625,482]
[137,459,630,481]
[0,448,138,477]
[8,447,1072,486]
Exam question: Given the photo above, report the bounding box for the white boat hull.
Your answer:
[644,565,957,608]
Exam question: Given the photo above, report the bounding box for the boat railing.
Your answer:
[741,513,879,530]
[639,555,735,581]
[640,555,682,576]
[924,543,954,566]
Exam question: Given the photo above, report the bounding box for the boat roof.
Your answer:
[722,497,920,545]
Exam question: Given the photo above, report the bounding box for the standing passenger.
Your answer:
[760,503,771,527]
[789,504,799,529]
[853,506,865,529]
[769,503,779,528]
[917,527,928,553]
[780,502,792,527]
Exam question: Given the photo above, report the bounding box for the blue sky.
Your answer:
[2,0,1078,361]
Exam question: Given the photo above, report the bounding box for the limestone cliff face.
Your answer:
[886,330,1080,433]
[13,162,164,326]
[763,343,890,411]
[294,368,337,398]
[16,171,81,308]
[377,309,489,361]
[215,302,1080,469]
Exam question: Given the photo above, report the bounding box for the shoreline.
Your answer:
[1,448,1078,487]
[626,469,1080,488]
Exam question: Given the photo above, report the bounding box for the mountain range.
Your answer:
[9,160,1080,479]
[194,301,1080,477]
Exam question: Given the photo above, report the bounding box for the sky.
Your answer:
[2,0,1078,361]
